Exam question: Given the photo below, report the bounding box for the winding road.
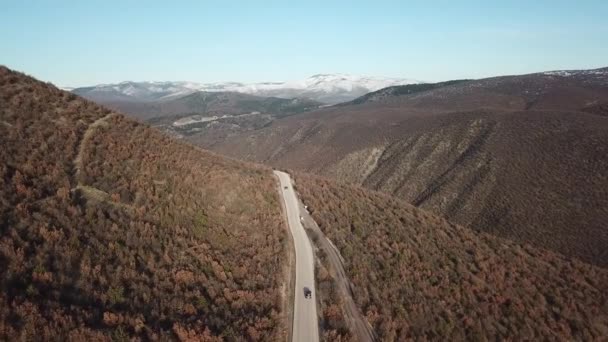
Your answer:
[274,170,319,342]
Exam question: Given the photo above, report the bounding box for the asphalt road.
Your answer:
[274,170,319,342]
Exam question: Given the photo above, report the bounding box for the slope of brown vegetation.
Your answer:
[302,210,371,341]
[203,69,608,267]
[293,172,608,341]
[0,66,288,340]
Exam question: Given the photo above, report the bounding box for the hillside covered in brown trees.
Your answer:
[0,66,289,340]
[293,172,608,341]
[2,65,608,341]
[203,68,608,268]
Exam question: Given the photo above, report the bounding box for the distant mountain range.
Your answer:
[201,66,608,268]
[71,73,420,104]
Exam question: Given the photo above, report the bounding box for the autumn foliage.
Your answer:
[293,172,608,341]
[0,66,288,340]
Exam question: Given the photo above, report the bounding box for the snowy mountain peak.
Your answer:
[72,74,421,104]
[295,73,420,93]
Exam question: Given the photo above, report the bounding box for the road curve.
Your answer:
[274,170,319,342]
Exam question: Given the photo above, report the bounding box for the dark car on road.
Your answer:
[303,287,312,299]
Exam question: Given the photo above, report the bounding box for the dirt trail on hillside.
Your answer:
[72,113,117,187]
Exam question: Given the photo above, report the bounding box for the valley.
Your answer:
[199,67,608,268]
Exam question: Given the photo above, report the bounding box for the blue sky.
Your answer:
[1,0,607,86]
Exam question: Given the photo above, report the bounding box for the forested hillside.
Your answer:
[293,172,608,341]
[0,66,288,340]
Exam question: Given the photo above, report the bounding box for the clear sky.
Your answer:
[2,0,607,87]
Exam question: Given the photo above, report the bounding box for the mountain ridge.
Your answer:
[71,73,421,105]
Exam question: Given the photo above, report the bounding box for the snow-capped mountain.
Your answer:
[230,74,421,104]
[72,81,202,102]
[71,74,421,104]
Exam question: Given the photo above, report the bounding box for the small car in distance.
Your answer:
[303,287,312,299]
